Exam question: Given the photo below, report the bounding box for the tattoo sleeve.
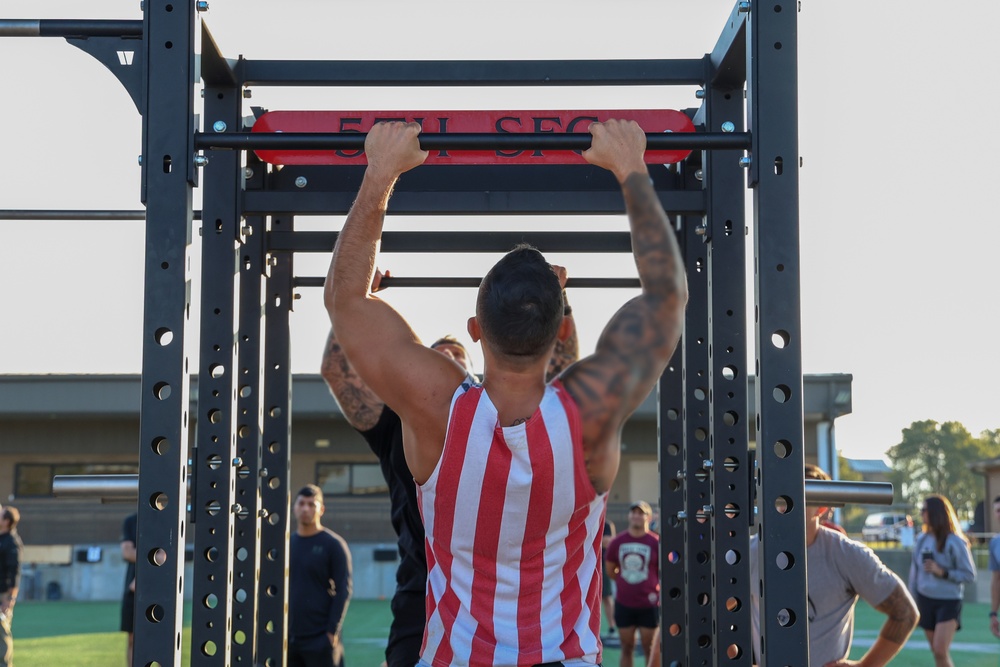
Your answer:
[320,329,385,432]
[875,584,919,644]
[546,315,580,382]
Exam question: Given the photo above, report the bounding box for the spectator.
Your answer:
[0,507,23,667]
[601,519,619,647]
[751,465,918,667]
[289,485,352,667]
[605,501,660,667]
[990,496,1000,639]
[909,493,976,667]
[120,512,138,666]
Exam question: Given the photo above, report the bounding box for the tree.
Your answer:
[886,420,989,519]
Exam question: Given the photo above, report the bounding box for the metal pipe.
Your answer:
[195,131,752,152]
[804,479,894,507]
[269,231,634,254]
[0,210,202,221]
[0,19,143,38]
[293,276,640,288]
[53,474,139,501]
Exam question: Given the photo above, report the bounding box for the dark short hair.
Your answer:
[994,495,1000,504]
[804,464,831,481]
[430,335,467,353]
[296,484,323,504]
[3,507,19,529]
[477,245,563,361]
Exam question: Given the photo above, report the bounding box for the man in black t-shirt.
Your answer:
[321,268,578,667]
[289,485,352,667]
[120,512,137,667]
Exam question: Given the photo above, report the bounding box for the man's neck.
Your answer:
[297,524,322,537]
[481,359,549,427]
[806,516,821,546]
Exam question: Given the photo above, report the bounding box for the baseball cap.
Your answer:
[629,500,653,515]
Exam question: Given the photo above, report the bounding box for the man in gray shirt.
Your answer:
[751,465,918,666]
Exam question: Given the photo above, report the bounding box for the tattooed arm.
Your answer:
[320,328,385,432]
[824,583,917,667]
[560,120,688,493]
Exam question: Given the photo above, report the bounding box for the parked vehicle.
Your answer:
[861,512,913,542]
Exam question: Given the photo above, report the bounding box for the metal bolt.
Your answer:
[196,0,209,11]
[293,292,302,300]
[721,121,736,133]
[702,504,715,516]
[194,155,209,167]
[675,470,685,479]
[695,223,707,236]
[695,89,706,99]
[294,176,308,188]
[231,503,243,514]
[703,459,714,469]
[243,89,252,99]
[232,457,242,467]
[738,1,751,12]
[259,468,269,477]
[258,508,269,518]
[212,120,227,133]
[241,224,252,237]
[200,89,205,98]
[137,155,143,165]
[677,511,688,520]
[739,156,752,168]
[694,169,703,181]
[244,167,254,180]
[268,255,278,267]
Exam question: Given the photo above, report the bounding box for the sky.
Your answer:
[1,0,998,462]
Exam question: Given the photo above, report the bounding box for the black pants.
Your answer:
[288,633,343,667]
[387,589,424,667]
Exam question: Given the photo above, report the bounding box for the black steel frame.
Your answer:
[1,1,807,664]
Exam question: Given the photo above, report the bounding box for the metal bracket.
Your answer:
[67,35,144,113]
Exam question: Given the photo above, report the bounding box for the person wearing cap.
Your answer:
[605,500,660,667]
[320,268,578,667]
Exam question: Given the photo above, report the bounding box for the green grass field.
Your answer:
[7,598,998,666]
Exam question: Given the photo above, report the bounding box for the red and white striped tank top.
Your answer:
[416,379,607,667]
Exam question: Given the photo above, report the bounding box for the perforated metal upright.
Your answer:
[133,0,196,664]
[748,1,808,665]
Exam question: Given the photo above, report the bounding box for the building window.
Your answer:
[316,463,387,496]
[15,463,139,498]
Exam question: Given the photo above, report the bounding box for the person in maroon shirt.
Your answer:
[605,501,660,667]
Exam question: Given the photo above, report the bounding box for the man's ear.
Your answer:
[557,315,572,342]
[467,316,481,343]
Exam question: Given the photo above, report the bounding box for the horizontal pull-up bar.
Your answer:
[0,19,142,38]
[293,276,640,289]
[53,474,140,502]
[0,209,202,221]
[270,231,635,254]
[196,131,750,152]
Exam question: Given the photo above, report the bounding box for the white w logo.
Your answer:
[117,51,135,66]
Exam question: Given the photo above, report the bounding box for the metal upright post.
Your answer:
[231,206,266,666]
[133,0,195,664]
[704,84,751,665]
[190,52,243,665]
[680,171,713,664]
[747,0,808,664]
[256,211,294,665]
[658,296,687,665]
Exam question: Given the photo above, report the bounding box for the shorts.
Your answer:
[386,589,424,667]
[915,592,962,631]
[602,570,613,599]
[120,591,135,633]
[614,601,659,629]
